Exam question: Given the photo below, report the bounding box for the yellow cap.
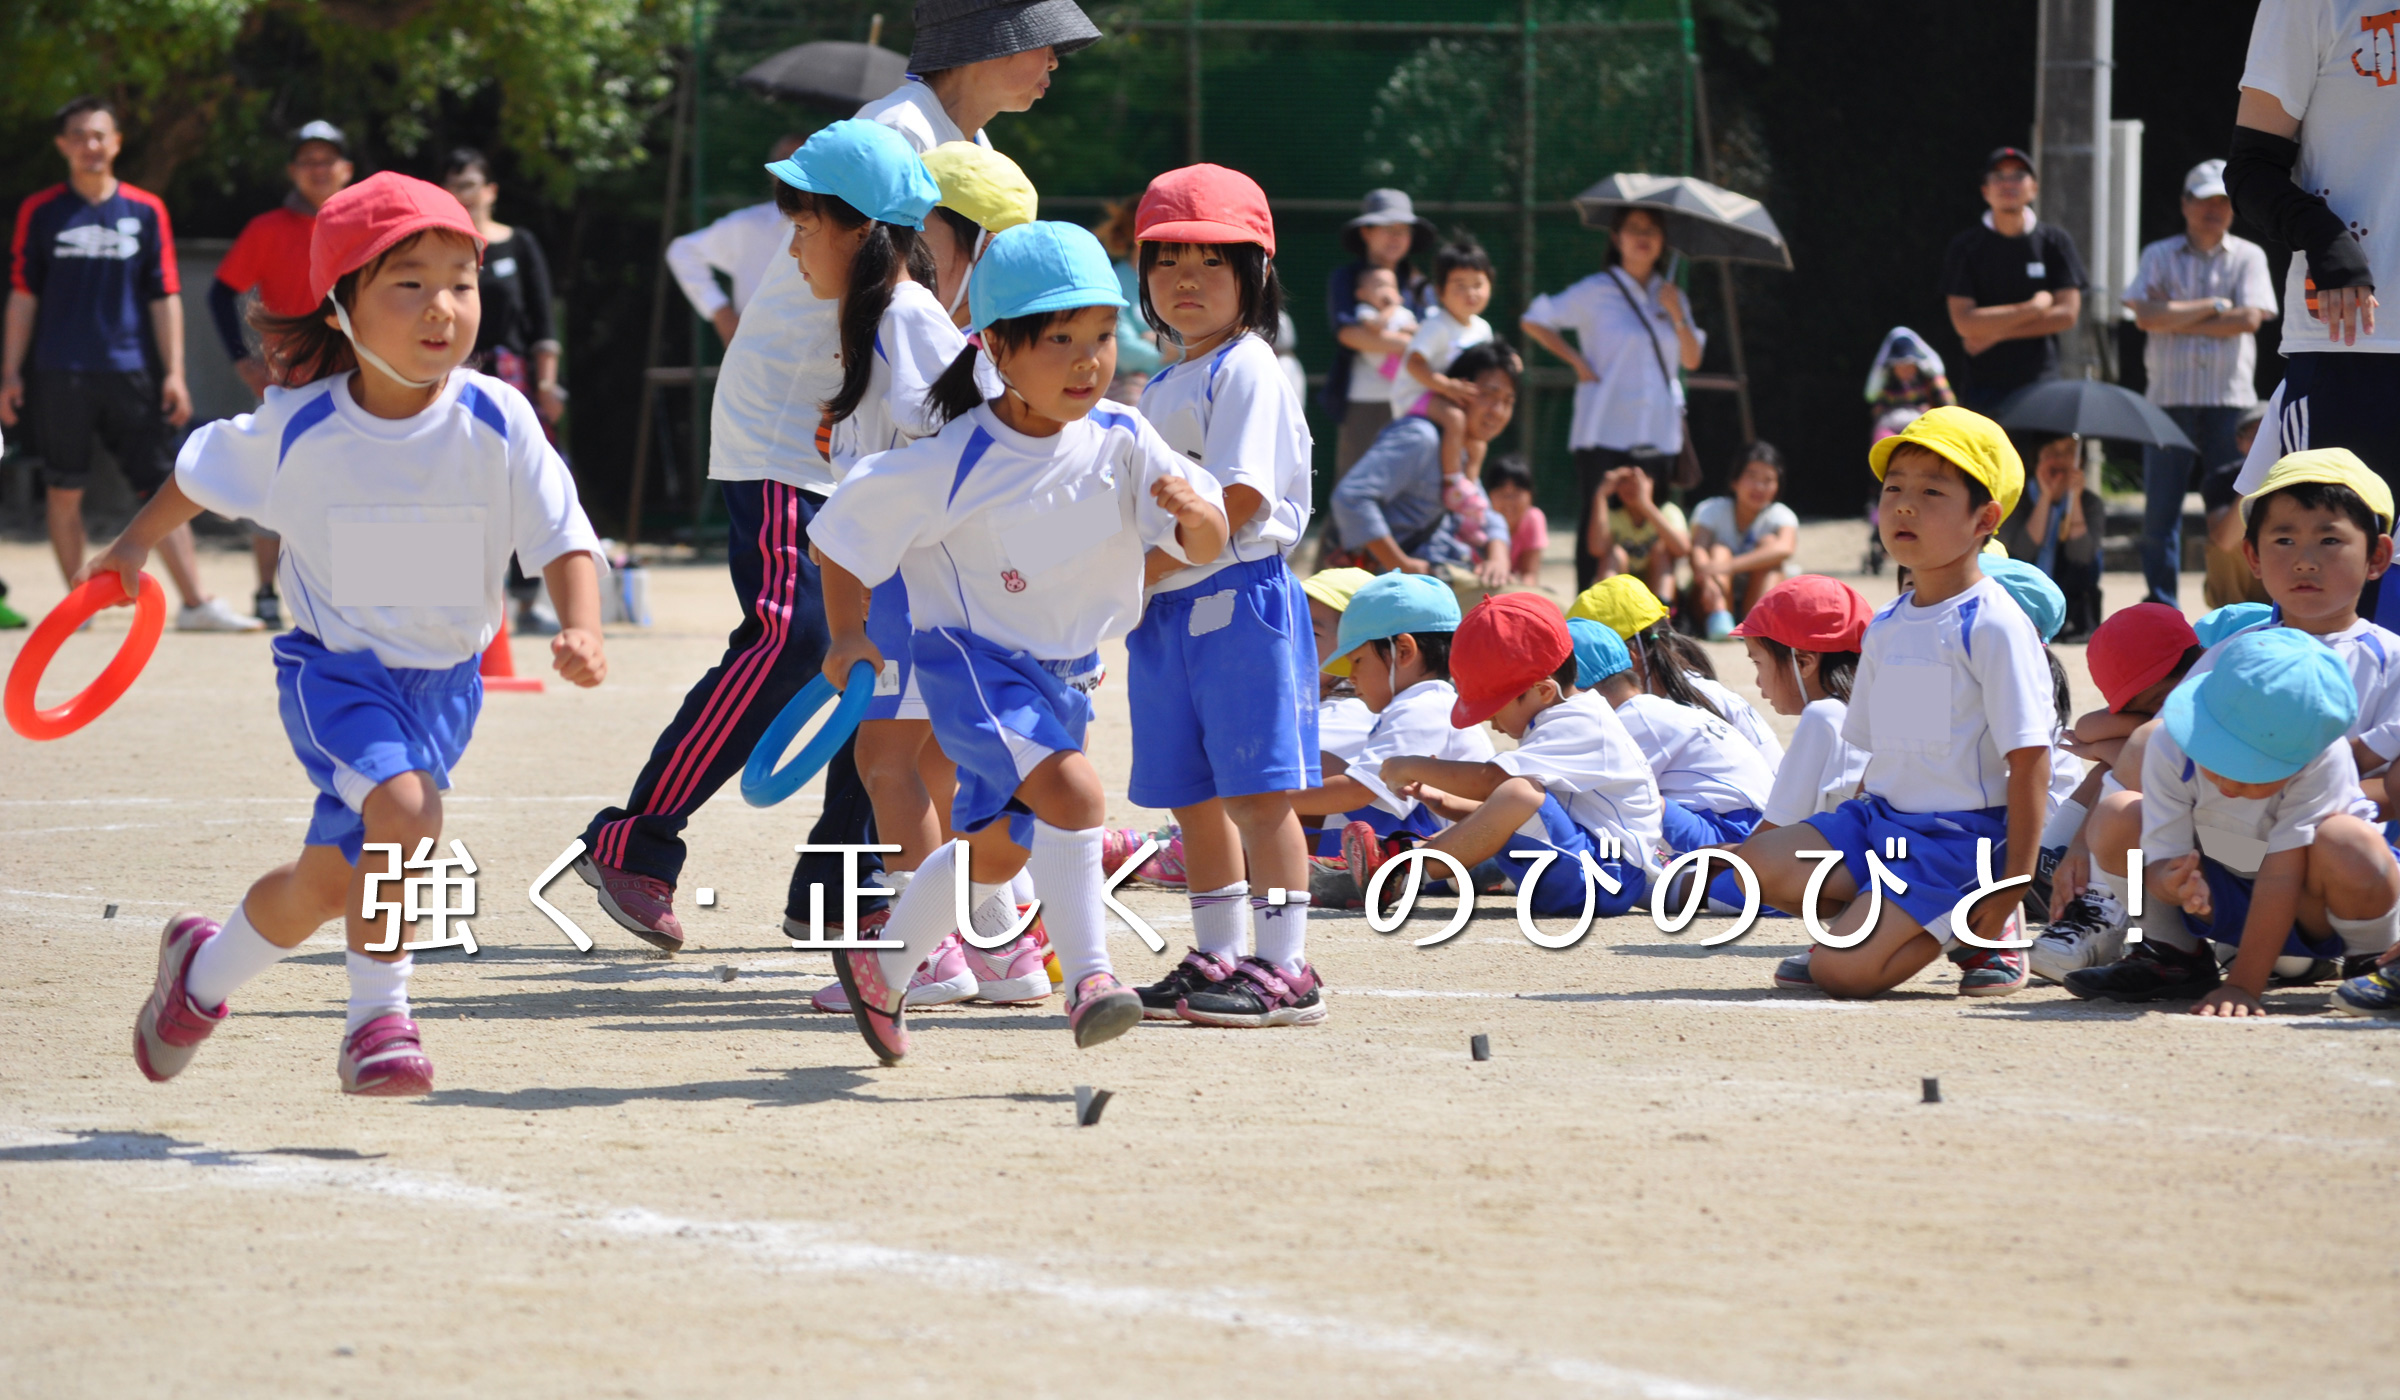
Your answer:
[921,142,1038,234]
[1303,567,1376,676]
[1566,575,1670,639]
[1868,404,2025,521]
[2241,447,2396,533]
[1983,536,2009,557]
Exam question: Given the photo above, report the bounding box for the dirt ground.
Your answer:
[2,522,2395,1400]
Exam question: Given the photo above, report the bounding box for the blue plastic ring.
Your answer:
[741,661,878,807]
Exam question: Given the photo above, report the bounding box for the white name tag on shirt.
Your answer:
[2025,261,2047,279]
[2194,823,2270,876]
[329,520,483,607]
[1869,661,1951,748]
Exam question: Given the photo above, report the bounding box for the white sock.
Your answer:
[184,905,292,1009]
[2100,866,2197,951]
[876,842,963,987]
[1250,893,1309,973]
[2041,799,2089,853]
[344,951,413,1032]
[1010,869,1037,905]
[1190,881,1250,959]
[1030,822,1109,985]
[2329,906,2400,957]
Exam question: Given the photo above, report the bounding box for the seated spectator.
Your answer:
[1998,434,2106,643]
[1687,441,1800,639]
[1584,461,1689,610]
[1329,342,1520,606]
[1482,454,1548,588]
[2200,403,2275,609]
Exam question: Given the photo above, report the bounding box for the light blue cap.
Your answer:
[1328,573,1460,672]
[1981,556,2066,643]
[967,221,1126,333]
[2194,601,2274,649]
[2162,628,2357,783]
[764,120,939,230]
[1568,618,1631,689]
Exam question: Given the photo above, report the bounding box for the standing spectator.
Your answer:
[1999,435,2106,641]
[1518,205,1706,591]
[2229,0,2396,625]
[2123,159,2277,607]
[209,118,355,628]
[1942,147,2087,412]
[1688,441,1800,639]
[1325,189,1435,476]
[665,135,804,351]
[0,96,257,630]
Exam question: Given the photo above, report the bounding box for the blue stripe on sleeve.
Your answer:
[458,381,511,441]
[948,427,995,505]
[278,391,339,465]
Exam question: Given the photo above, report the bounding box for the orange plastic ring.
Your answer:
[4,572,166,741]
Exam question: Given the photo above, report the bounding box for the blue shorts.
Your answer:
[1313,801,1442,857]
[1127,555,1320,809]
[273,631,482,863]
[2189,857,2348,959]
[863,576,923,722]
[1801,795,2010,945]
[911,628,1096,849]
[1488,794,1650,920]
[1659,800,1761,855]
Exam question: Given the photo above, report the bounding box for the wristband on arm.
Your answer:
[205,279,251,365]
[2226,124,2373,289]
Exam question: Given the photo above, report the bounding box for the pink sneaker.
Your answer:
[810,933,979,1012]
[1064,971,1143,1049]
[1101,827,1186,889]
[338,1013,434,1097]
[573,854,684,951]
[964,909,1052,1004]
[132,912,228,1083]
[832,947,910,1064]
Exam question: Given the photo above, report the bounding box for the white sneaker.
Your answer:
[2028,887,2124,984]
[175,597,264,632]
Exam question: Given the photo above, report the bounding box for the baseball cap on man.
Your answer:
[2184,159,2229,201]
[767,120,940,229]
[1136,164,1275,255]
[1869,404,2025,520]
[1984,146,2036,178]
[2242,447,2396,534]
[1329,573,1459,674]
[1449,593,1573,727]
[2088,602,2199,712]
[1566,575,1668,639]
[1730,574,1871,652]
[292,120,348,157]
[308,171,483,308]
[1568,618,1633,691]
[2162,628,2357,784]
[923,142,1038,233]
[966,220,1125,333]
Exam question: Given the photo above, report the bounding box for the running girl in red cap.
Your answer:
[101,171,608,1097]
[1120,163,1329,1027]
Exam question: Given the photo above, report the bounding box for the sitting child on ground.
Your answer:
[1688,441,1800,640]
[1570,573,1784,762]
[1583,627,1777,854]
[1482,454,1549,588]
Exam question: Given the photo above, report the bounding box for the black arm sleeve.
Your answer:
[206,279,250,364]
[2227,124,2372,289]
[516,230,559,354]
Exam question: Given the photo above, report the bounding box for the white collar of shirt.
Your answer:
[1981,208,2039,233]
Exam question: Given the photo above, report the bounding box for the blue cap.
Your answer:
[1980,556,2066,643]
[764,120,939,230]
[1568,618,1631,690]
[967,221,1126,333]
[2162,628,2358,783]
[1328,573,1460,672]
[2194,601,2274,649]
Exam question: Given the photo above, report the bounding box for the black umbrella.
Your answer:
[1991,379,2195,452]
[1571,173,1792,269]
[738,41,908,112]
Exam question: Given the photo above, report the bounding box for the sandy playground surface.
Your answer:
[2,521,2395,1400]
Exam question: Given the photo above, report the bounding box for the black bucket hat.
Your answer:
[910,0,1102,73]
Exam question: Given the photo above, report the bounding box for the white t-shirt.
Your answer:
[1491,691,1669,884]
[1318,695,1377,763]
[1611,692,1779,814]
[2241,0,2400,356]
[1391,306,1493,411]
[1843,576,2058,813]
[1345,303,1416,401]
[2186,614,2400,766]
[1522,269,1704,452]
[2143,726,2377,878]
[826,280,980,476]
[1136,333,1314,593]
[664,201,787,318]
[1761,698,1870,828]
[1688,495,1799,558]
[175,371,602,670]
[811,401,1221,661]
[1346,679,1496,821]
[852,78,973,155]
[1690,673,1784,765]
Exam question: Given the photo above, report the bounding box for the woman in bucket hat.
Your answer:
[858,0,1102,152]
[1327,188,1439,474]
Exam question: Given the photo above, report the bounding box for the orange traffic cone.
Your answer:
[480,615,545,693]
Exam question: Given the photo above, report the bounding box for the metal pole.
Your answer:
[623,57,693,548]
[1688,56,1756,443]
[689,0,712,527]
[1518,0,1538,461]
[2033,0,2112,379]
[1185,0,1203,164]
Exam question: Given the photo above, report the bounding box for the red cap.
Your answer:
[2089,602,2199,712]
[1135,164,1275,257]
[309,171,484,308]
[1449,593,1572,728]
[1729,575,1872,652]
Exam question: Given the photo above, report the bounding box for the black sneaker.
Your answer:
[253,587,283,631]
[2022,845,2063,926]
[1174,957,1328,1028]
[2062,939,2222,1003]
[1135,948,1236,1021]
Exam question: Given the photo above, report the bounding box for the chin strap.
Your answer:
[331,299,446,390]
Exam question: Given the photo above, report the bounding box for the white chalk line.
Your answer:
[0,1123,1785,1400]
